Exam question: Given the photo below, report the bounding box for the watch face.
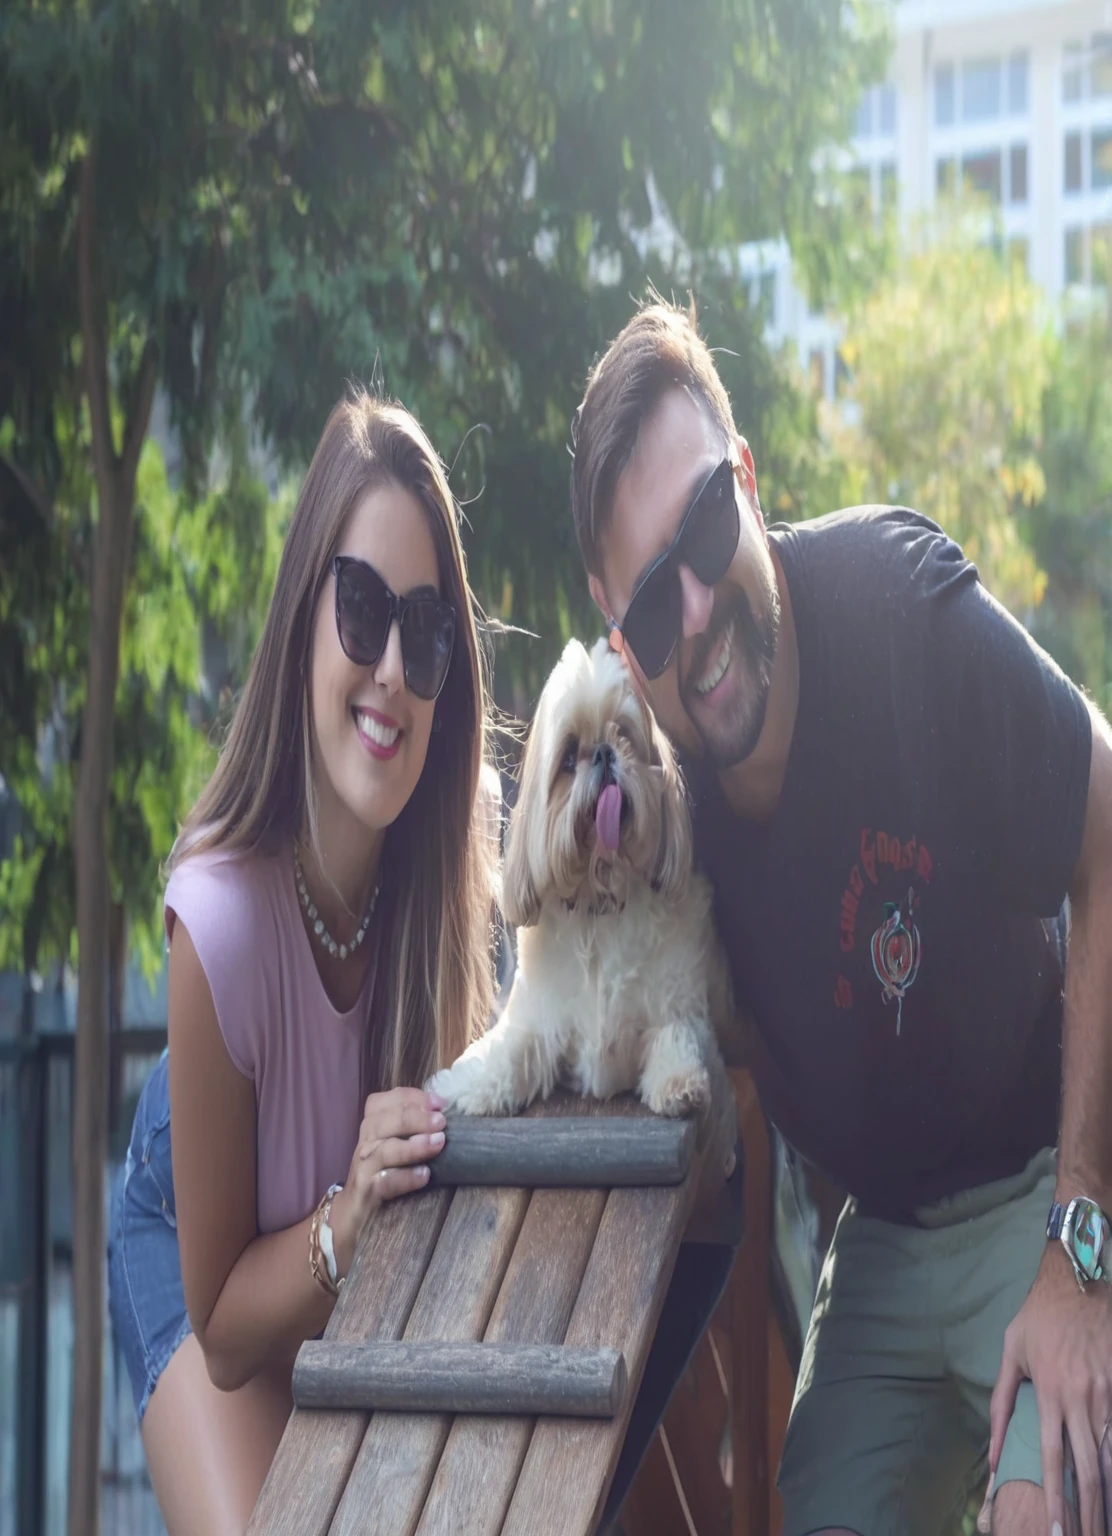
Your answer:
[1068,1199,1108,1281]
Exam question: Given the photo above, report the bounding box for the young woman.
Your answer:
[107,393,497,1534]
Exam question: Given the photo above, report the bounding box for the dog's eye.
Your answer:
[560,738,579,774]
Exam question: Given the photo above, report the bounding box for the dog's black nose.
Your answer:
[593,742,616,781]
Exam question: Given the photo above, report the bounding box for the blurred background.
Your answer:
[1,0,1110,1531]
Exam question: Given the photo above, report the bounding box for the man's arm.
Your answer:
[1058,705,1112,1215]
[990,704,1112,1536]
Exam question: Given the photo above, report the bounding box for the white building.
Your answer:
[758,0,1112,396]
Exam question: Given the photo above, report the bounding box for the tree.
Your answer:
[1,2,887,1526]
[1028,307,1112,711]
[2,12,302,1522]
[834,218,1052,615]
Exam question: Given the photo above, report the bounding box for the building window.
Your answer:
[1093,128,1112,189]
[1063,41,1084,102]
[936,157,957,196]
[856,83,898,139]
[1094,34,1112,97]
[1065,227,1085,284]
[963,58,1001,122]
[1065,131,1083,192]
[935,64,955,126]
[962,148,1002,203]
[1008,51,1029,114]
[1009,143,1028,203]
[1063,34,1112,99]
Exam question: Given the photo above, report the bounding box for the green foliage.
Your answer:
[829,214,1112,708]
[834,215,1052,615]
[0,420,283,979]
[0,0,890,976]
[1027,310,1112,713]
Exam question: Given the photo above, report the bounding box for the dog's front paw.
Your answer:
[425,1065,463,1108]
[426,1057,513,1117]
[642,1065,712,1118]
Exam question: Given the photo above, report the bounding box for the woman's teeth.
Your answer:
[356,711,400,749]
[693,621,734,696]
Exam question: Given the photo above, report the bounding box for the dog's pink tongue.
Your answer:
[596,783,622,853]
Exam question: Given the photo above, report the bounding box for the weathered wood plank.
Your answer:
[415,1126,613,1536]
[613,1427,694,1536]
[327,1183,530,1536]
[248,1188,451,1536]
[658,1328,732,1536]
[732,1071,770,1536]
[500,1164,700,1536]
[293,1339,625,1417]
[431,1113,694,1188]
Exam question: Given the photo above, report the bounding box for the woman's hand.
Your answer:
[330,1088,446,1278]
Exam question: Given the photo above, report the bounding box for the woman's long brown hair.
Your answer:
[172,391,496,1089]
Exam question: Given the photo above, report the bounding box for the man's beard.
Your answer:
[680,583,780,769]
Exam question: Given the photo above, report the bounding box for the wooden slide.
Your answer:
[249,1094,712,1536]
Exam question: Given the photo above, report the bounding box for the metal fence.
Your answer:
[1,1029,168,1536]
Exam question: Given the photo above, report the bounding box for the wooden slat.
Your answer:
[500,1168,700,1536]
[616,1427,695,1536]
[328,1183,529,1536]
[292,1339,626,1418]
[659,1329,732,1536]
[432,1113,694,1187]
[414,1187,608,1536]
[732,1071,771,1536]
[248,1189,451,1536]
[768,1308,794,1536]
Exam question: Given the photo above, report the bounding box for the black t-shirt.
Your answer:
[688,507,1093,1216]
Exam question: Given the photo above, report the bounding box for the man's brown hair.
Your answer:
[570,296,736,579]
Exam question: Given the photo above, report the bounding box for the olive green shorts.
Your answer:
[778,1148,1057,1536]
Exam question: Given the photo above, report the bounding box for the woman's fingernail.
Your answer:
[416,1165,429,1179]
[1053,1521,1063,1536]
[427,1091,446,1110]
[431,1112,446,1130]
[429,1131,445,1149]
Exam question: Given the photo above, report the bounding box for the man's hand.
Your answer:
[990,1243,1112,1536]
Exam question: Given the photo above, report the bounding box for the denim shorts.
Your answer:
[107,1050,193,1423]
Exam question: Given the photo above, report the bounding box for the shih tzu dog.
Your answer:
[429,637,738,1171]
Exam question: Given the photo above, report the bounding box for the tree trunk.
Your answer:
[67,147,158,1536]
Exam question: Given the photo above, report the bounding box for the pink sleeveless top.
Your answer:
[164,847,375,1234]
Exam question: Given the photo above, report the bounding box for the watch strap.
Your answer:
[1047,1195,1112,1286]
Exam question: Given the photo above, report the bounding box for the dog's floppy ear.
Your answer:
[502,716,544,928]
[649,720,693,901]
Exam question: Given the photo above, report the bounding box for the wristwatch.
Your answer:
[1046,1195,1112,1289]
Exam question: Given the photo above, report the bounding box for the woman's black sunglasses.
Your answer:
[332,555,456,701]
[614,456,740,680]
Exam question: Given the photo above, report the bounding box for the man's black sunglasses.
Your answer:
[613,456,740,680]
[332,555,456,701]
